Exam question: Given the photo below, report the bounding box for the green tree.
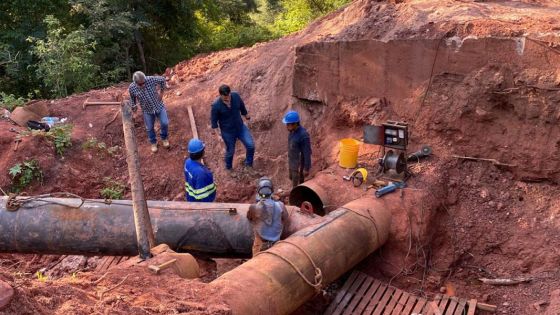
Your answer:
[28,15,98,97]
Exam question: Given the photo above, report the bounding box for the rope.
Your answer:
[340,206,382,247]
[255,240,323,292]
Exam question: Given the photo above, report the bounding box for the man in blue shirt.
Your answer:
[282,111,312,188]
[184,139,216,202]
[211,85,255,170]
[247,177,288,256]
[129,71,170,153]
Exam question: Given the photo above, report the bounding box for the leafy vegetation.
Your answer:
[9,160,43,193]
[0,0,349,100]
[100,177,125,200]
[0,92,27,111]
[82,137,120,156]
[45,124,73,156]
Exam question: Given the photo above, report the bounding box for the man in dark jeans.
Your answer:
[282,110,312,187]
[211,85,255,171]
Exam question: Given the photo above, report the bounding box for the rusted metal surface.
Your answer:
[121,101,155,259]
[0,198,322,257]
[289,171,365,215]
[209,196,392,315]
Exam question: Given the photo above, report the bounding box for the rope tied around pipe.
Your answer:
[255,240,323,292]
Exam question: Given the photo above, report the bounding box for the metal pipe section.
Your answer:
[210,196,392,315]
[121,101,155,258]
[289,172,365,215]
[0,198,323,257]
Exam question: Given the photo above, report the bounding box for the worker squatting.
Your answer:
[128,71,312,255]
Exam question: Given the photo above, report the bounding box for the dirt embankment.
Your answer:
[1,0,560,314]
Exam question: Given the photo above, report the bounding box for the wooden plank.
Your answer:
[186,105,199,139]
[343,277,374,315]
[333,272,368,315]
[401,295,417,315]
[467,299,477,315]
[354,279,382,314]
[438,295,449,313]
[453,299,467,315]
[325,272,360,315]
[446,297,459,314]
[391,291,410,315]
[363,284,389,314]
[382,289,403,315]
[411,298,427,315]
[371,286,395,315]
[428,301,443,315]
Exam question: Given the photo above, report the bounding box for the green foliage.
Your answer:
[9,160,43,193]
[28,16,98,97]
[45,124,73,156]
[0,92,26,111]
[100,177,125,200]
[82,137,120,156]
[0,0,347,99]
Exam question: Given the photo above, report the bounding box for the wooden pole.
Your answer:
[121,101,155,259]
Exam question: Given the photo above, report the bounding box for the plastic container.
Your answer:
[338,138,361,168]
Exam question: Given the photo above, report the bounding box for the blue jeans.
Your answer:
[221,125,255,169]
[143,108,169,144]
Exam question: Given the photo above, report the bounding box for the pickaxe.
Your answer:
[82,97,121,110]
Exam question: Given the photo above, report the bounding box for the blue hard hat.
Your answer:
[282,110,300,124]
[187,138,205,154]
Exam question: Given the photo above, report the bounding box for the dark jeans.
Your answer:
[289,168,305,188]
[143,108,169,144]
[221,125,255,169]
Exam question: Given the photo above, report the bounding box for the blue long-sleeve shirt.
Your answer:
[210,92,248,134]
[288,126,312,171]
[184,159,216,202]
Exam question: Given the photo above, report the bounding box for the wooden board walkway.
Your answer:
[326,271,476,315]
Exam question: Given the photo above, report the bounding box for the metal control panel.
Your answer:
[382,121,408,150]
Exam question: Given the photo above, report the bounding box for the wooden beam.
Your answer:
[187,105,199,139]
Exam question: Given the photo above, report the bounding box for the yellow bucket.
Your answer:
[338,138,361,168]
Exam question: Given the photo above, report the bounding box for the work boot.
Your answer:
[162,139,170,149]
[151,143,158,153]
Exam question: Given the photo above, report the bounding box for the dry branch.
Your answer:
[478,277,531,285]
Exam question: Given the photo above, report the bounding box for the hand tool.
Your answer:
[148,258,177,275]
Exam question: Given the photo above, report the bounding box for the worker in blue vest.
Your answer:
[282,110,312,188]
[184,138,216,202]
[247,177,288,256]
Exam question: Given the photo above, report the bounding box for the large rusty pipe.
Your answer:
[0,198,323,257]
[289,171,365,215]
[210,196,391,315]
[121,101,155,259]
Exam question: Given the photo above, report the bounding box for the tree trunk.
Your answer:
[134,29,147,73]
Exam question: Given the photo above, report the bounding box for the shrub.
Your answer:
[45,124,73,156]
[100,177,125,200]
[0,92,26,111]
[9,160,43,193]
[82,137,119,156]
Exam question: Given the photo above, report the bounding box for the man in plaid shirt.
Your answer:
[129,71,170,153]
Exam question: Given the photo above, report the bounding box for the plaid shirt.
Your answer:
[128,76,166,114]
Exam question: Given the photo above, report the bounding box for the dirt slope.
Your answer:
[1,0,560,314]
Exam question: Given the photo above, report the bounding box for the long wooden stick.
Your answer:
[479,277,531,285]
[187,105,199,139]
[452,155,515,167]
[187,105,204,164]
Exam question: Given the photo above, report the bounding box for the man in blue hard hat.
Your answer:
[282,110,312,188]
[247,177,289,256]
[210,84,255,171]
[184,138,216,202]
